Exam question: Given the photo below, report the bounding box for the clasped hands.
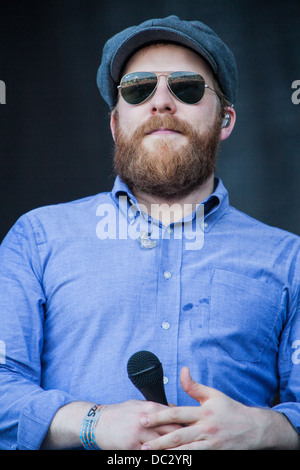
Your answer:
[95,366,299,450]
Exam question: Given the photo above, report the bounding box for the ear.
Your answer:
[110,110,116,142]
[220,106,236,141]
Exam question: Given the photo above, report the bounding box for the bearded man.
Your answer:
[0,16,299,451]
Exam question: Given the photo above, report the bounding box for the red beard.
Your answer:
[113,112,222,199]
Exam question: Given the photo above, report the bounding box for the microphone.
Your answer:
[127,350,168,405]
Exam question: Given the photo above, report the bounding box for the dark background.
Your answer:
[0,0,299,242]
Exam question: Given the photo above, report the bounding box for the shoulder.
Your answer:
[227,204,299,243]
[224,205,300,279]
[2,191,113,246]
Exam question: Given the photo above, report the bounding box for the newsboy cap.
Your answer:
[96,15,238,109]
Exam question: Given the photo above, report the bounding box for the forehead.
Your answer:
[123,43,214,78]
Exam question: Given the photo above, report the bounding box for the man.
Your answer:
[0,16,299,450]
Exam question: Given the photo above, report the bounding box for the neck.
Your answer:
[133,175,215,224]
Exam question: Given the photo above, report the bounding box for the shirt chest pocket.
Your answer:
[208,269,282,362]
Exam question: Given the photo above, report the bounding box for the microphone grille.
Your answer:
[127,350,163,388]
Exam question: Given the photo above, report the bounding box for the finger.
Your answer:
[156,423,183,435]
[141,424,202,450]
[165,441,209,450]
[180,367,224,404]
[141,406,200,427]
[138,424,178,446]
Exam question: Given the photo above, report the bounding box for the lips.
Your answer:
[146,127,181,135]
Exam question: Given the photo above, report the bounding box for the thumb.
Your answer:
[180,367,223,405]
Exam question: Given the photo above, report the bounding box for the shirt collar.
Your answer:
[110,175,229,232]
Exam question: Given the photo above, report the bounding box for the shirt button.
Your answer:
[162,321,170,330]
[163,376,169,384]
[167,226,173,234]
[164,271,172,279]
[204,222,208,228]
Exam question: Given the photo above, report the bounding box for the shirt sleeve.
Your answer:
[272,281,300,435]
[0,215,75,450]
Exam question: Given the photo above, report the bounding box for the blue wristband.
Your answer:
[80,404,104,450]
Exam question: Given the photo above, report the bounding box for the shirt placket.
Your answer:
[154,221,183,405]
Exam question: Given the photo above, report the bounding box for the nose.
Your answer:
[149,75,177,115]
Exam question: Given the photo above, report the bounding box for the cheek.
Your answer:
[189,104,220,132]
[116,105,143,135]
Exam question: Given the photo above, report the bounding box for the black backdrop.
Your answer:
[0,0,299,242]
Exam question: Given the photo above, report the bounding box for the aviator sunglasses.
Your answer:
[117,71,218,106]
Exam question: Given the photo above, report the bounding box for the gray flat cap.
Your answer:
[96,15,238,109]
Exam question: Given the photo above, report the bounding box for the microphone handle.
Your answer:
[139,381,168,406]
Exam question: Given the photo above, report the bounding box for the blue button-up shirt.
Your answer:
[0,177,299,450]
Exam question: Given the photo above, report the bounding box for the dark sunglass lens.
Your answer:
[169,72,205,104]
[120,72,157,105]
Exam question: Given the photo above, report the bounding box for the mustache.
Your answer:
[135,114,194,137]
